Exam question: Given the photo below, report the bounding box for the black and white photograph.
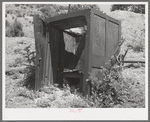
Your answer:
[3,2,148,120]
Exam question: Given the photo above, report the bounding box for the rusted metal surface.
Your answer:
[93,15,106,57]
[107,21,119,57]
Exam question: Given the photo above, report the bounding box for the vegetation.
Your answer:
[6,18,24,37]
[111,4,145,14]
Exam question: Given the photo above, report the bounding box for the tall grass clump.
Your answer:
[6,18,24,37]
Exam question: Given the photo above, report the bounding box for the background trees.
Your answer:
[111,4,145,14]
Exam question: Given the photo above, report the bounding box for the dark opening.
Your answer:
[63,77,80,87]
[63,26,86,71]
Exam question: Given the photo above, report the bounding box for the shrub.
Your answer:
[23,45,36,89]
[9,58,23,67]
[15,4,20,7]
[6,19,24,37]
[29,4,34,8]
[130,31,145,52]
[23,66,35,89]
[17,87,35,100]
[6,10,13,14]
[5,20,10,27]
[17,12,23,17]
[36,98,51,108]
[86,67,123,108]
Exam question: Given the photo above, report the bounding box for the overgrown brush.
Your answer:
[6,18,24,37]
[84,66,123,108]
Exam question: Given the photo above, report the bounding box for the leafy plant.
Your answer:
[86,67,123,108]
[23,45,36,89]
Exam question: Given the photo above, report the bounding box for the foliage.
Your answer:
[16,12,23,17]
[86,66,123,108]
[6,18,24,37]
[17,87,35,100]
[127,30,145,52]
[111,4,145,14]
[68,4,100,13]
[5,20,10,27]
[23,45,36,89]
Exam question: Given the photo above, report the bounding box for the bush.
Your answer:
[15,4,20,7]
[6,10,13,14]
[17,12,23,17]
[111,4,145,14]
[9,58,23,67]
[29,5,34,8]
[127,30,145,52]
[23,45,36,89]
[6,19,24,37]
[87,67,123,108]
[5,20,10,27]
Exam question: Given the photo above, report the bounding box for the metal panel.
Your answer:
[33,15,47,90]
[106,21,119,57]
[93,14,106,57]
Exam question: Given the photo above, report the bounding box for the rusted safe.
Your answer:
[33,8,121,94]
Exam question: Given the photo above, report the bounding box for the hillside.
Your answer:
[5,4,145,108]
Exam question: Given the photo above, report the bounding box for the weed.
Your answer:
[9,58,23,67]
[29,5,34,8]
[36,98,51,108]
[14,48,21,54]
[17,12,23,17]
[129,30,145,52]
[23,45,36,89]
[17,87,35,100]
[15,4,20,7]
[12,16,14,19]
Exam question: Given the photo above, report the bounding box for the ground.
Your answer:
[4,5,146,108]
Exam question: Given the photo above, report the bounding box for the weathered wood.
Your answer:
[82,10,93,95]
[33,15,47,90]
